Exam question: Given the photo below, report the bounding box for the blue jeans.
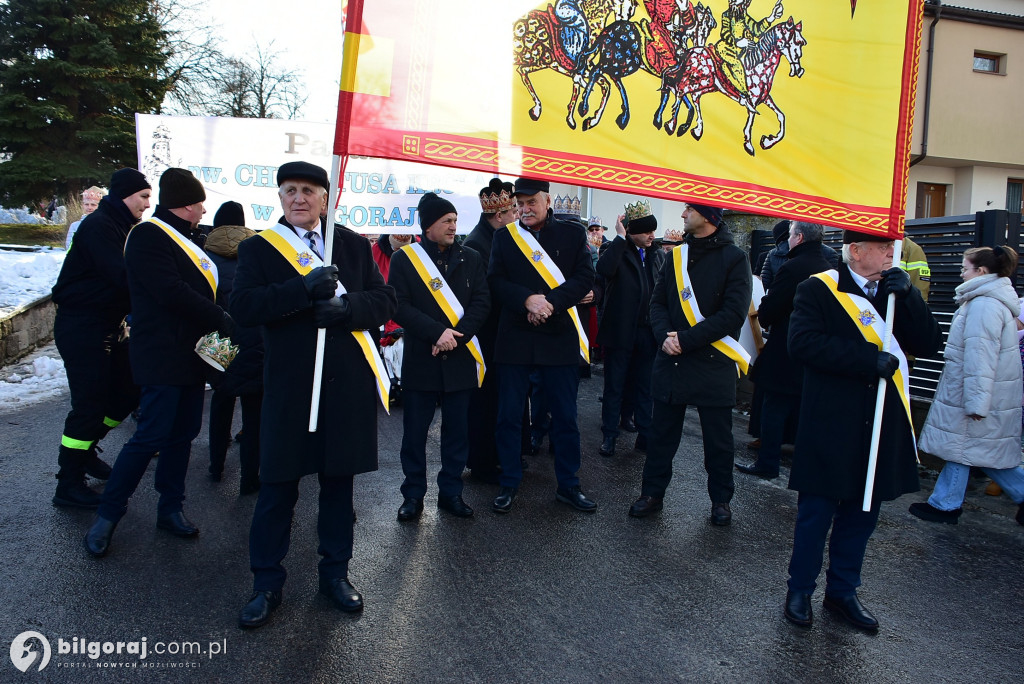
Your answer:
[928,461,1024,510]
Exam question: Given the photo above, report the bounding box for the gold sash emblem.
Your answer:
[296,251,314,268]
[858,309,876,326]
[531,250,544,262]
[428,277,443,291]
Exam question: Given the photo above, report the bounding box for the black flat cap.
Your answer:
[514,178,549,196]
[277,161,329,191]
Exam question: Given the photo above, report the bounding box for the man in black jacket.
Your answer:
[596,201,664,458]
[737,221,832,479]
[232,161,396,629]
[84,168,230,557]
[628,203,752,525]
[51,169,151,508]
[488,177,597,514]
[389,193,490,520]
[782,230,941,631]
[463,179,517,483]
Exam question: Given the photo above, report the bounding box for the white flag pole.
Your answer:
[308,154,344,432]
[862,238,904,511]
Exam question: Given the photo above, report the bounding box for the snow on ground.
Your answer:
[0,343,67,411]
[0,247,66,317]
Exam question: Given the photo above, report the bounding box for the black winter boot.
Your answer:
[53,446,101,508]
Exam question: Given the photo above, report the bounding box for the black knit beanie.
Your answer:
[159,168,206,209]
[108,168,151,200]
[213,201,245,228]
[418,192,457,230]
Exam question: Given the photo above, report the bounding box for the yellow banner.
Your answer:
[337,0,923,237]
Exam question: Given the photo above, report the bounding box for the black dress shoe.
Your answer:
[492,486,517,514]
[53,478,101,509]
[823,593,879,632]
[156,511,200,537]
[397,497,423,521]
[628,495,663,518]
[735,462,779,479]
[437,494,474,518]
[784,591,813,627]
[83,450,112,480]
[319,577,363,612]
[619,417,638,433]
[710,502,732,526]
[908,501,961,524]
[634,435,648,453]
[598,436,616,457]
[555,486,597,512]
[238,590,281,629]
[84,515,117,557]
[239,477,261,496]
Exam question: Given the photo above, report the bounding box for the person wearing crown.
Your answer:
[487,177,597,514]
[84,168,232,557]
[781,230,940,632]
[596,200,665,459]
[388,193,490,521]
[628,202,751,526]
[230,161,396,629]
[464,178,518,484]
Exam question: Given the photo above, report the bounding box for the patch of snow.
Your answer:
[0,248,66,317]
[0,343,67,411]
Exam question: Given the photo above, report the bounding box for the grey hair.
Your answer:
[841,244,852,263]
[791,221,824,243]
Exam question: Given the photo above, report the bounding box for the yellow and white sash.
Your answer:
[671,244,751,376]
[259,223,390,411]
[147,218,218,296]
[505,222,590,362]
[812,270,915,443]
[401,243,487,387]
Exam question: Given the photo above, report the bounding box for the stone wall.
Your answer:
[0,296,56,367]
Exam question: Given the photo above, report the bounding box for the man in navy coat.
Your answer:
[84,168,229,557]
[487,178,596,514]
[232,162,395,629]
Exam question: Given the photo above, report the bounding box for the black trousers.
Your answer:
[601,327,656,441]
[209,390,262,483]
[399,388,471,499]
[466,368,500,475]
[641,400,735,503]
[54,310,139,451]
[249,473,354,592]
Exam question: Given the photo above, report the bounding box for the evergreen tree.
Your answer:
[0,0,169,207]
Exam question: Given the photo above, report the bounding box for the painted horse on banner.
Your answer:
[575,0,713,131]
[656,17,806,155]
[513,0,616,127]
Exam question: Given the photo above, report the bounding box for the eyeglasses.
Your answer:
[960,266,977,274]
[587,227,602,232]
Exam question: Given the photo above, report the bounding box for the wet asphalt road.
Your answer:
[1,373,1022,683]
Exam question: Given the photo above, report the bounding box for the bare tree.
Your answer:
[208,42,307,119]
[152,0,225,115]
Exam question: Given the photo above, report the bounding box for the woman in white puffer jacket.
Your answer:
[911,246,1024,526]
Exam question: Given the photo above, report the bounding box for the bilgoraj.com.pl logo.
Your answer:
[9,630,227,672]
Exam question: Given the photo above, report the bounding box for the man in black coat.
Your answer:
[463,178,517,483]
[84,168,230,556]
[628,203,752,525]
[389,193,490,521]
[487,177,597,514]
[737,221,832,479]
[51,168,151,508]
[231,162,396,629]
[596,201,665,457]
[782,230,941,631]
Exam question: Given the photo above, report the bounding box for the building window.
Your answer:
[973,51,1004,74]
[1008,180,1023,215]
[916,182,947,219]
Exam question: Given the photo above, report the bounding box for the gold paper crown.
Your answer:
[553,195,582,218]
[195,332,239,371]
[480,188,514,213]
[663,228,685,243]
[624,200,653,223]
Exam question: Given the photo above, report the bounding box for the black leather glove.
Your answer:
[876,351,899,379]
[312,295,352,329]
[879,267,912,299]
[218,311,235,338]
[303,265,339,300]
